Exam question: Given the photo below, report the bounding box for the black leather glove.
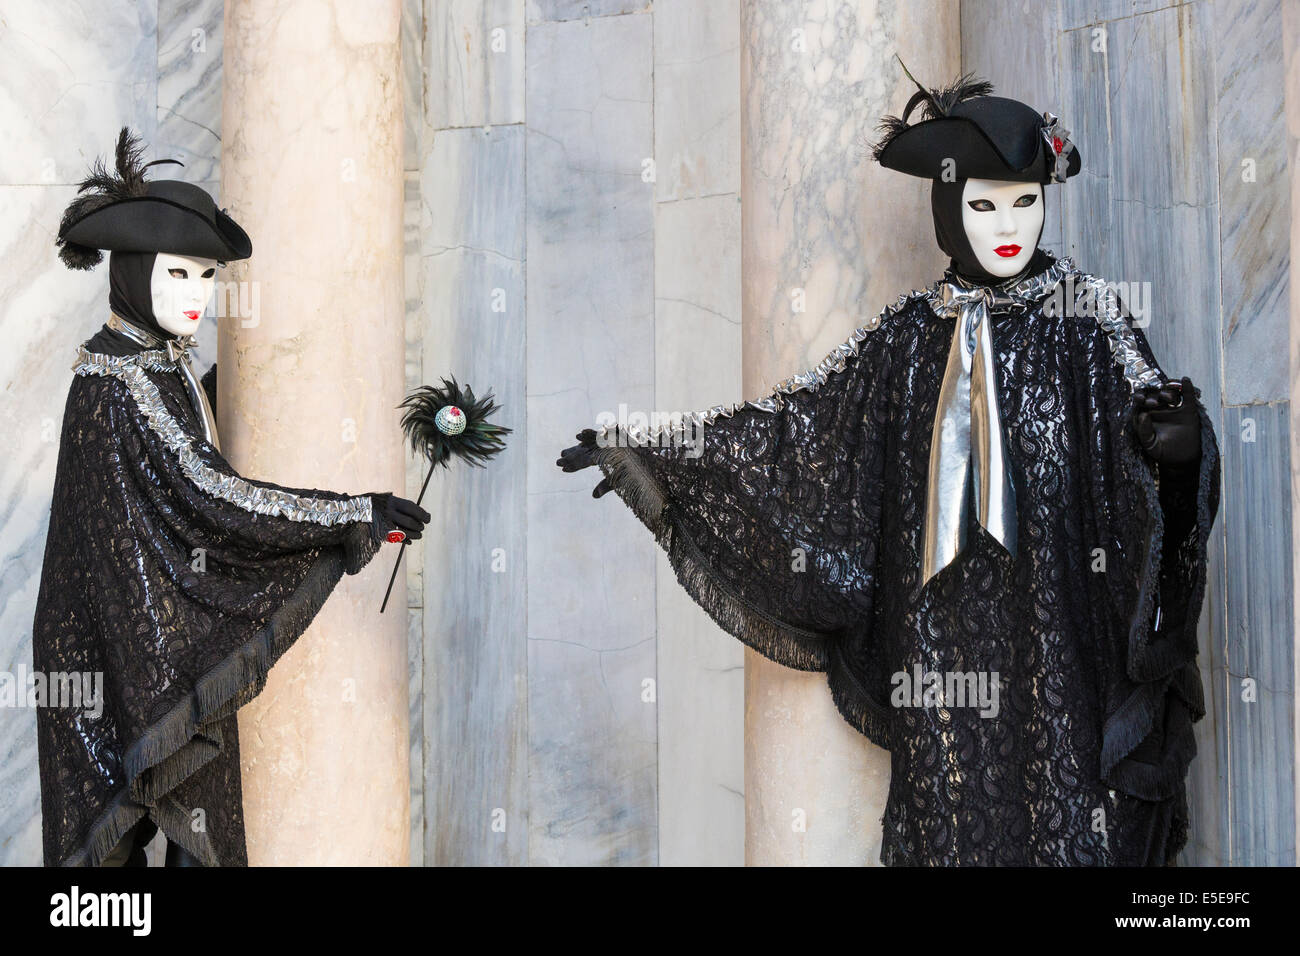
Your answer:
[1133,377,1202,469]
[556,429,615,498]
[369,492,431,541]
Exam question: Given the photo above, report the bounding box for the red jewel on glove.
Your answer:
[387,530,406,544]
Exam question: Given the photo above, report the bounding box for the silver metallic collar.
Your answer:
[108,312,195,361]
[104,313,221,451]
[920,256,1075,585]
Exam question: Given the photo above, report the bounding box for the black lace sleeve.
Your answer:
[589,312,898,671]
[99,361,389,577]
[1095,314,1221,861]
[1125,325,1221,644]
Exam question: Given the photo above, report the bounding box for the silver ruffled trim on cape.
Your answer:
[74,347,373,527]
[1069,273,1165,390]
[600,256,1163,448]
[106,313,222,451]
[69,346,182,374]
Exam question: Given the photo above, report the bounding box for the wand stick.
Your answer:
[379,460,437,614]
[377,377,510,614]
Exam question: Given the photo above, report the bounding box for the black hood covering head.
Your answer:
[931,179,1048,285]
[109,250,166,337]
[82,250,173,356]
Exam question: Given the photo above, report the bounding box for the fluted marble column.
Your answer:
[220,0,409,865]
[739,0,958,865]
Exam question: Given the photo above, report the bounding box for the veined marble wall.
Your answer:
[964,0,1296,865]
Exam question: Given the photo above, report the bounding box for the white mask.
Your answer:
[959,178,1044,278]
[150,252,218,337]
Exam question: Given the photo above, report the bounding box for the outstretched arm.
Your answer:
[194,361,429,552]
[555,307,903,672]
[80,360,426,580]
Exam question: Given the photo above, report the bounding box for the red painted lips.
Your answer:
[994,244,1022,258]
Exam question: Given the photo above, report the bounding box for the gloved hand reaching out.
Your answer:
[556,429,615,498]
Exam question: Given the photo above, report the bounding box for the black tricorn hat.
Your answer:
[56,127,252,270]
[872,61,1081,184]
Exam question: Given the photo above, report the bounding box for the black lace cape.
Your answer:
[591,258,1220,866]
[33,346,387,866]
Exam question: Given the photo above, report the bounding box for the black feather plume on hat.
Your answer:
[56,127,181,270]
[870,57,994,162]
[399,377,511,469]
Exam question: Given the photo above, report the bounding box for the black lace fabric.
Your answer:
[591,260,1220,866]
[33,350,390,866]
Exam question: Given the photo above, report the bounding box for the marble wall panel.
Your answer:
[525,12,658,865]
[156,0,223,183]
[526,0,649,24]
[424,0,525,130]
[1222,402,1296,865]
[1214,0,1289,405]
[418,124,528,865]
[653,193,745,865]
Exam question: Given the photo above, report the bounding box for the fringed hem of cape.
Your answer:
[1109,783,1193,867]
[591,441,895,751]
[57,518,384,867]
[1099,389,1218,851]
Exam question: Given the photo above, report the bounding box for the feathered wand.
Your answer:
[379,377,511,613]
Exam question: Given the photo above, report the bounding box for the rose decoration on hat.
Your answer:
[1040,112,1076,184]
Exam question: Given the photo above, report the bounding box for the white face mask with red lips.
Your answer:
[960,178,1045,279]
[150,252,219,337]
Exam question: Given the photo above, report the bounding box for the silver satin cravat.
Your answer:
[921,259,1075,584]
[107,313,221,452]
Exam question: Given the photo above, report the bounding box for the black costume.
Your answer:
[560,75,1219,865]
[34,130,423,867]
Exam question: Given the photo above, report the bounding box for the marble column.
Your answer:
[220,0,409,865]
[739,0,958,865]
